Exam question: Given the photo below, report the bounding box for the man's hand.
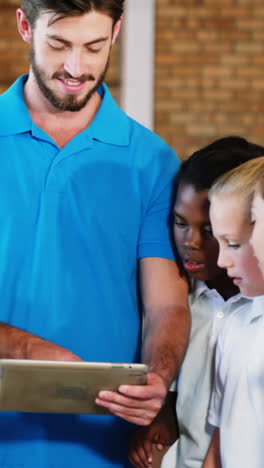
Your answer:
[95,372,167,425]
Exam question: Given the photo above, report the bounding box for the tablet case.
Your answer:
[0,359,148,414]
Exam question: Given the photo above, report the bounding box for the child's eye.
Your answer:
[250,207,256,225]
[228,243,240,249]
[174,221,187,228]
[174,217,187,228]
[204,225,213,236]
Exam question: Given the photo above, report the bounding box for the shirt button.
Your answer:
[217,311,224,319]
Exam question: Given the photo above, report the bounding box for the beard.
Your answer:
[29,47,109,112]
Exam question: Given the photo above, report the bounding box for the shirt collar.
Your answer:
[0,75,31,135]
[248,295,264,321]
[0,77,130,147]
[88,83,130,146]
[190,279,246,305]
[190,280,208,301]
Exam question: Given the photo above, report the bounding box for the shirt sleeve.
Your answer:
[137,146,180,261]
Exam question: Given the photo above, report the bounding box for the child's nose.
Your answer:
[184,229,202,250]
[217,248,232,269]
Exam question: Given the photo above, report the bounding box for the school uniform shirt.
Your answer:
[208,295,264,468]
[161,281,250,468]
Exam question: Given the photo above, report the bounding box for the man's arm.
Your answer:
[203,428,221,468]
[140,257,190,386]
[96,257,190,425]
[0,322,81,361]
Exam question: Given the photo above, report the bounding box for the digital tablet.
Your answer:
[0,359,148,414]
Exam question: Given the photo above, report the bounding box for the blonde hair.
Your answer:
[209,156,264,203]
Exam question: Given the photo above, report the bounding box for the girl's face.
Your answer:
[210,193,264,297]
[173,183,224,282]
[251,187,264,277]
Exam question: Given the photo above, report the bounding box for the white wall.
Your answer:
[120,0,156,130]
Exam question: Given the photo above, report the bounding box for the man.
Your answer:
[0,1,190,467]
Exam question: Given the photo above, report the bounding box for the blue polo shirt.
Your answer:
[0,76,180,468]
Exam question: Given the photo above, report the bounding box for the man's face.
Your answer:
[210,193,264,297]
[251,188,264,277]
[22,10,120,111]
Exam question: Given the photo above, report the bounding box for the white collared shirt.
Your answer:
[162,281,250,468]
[208,295,264,468]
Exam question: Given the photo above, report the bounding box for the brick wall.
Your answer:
[1,1,263,160]
[155,0,264,159]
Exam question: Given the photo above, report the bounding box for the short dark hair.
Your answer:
[21,0,125,27]
[169,136,264,278]
[172,136,264,203]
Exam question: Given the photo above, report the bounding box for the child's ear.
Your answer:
[17,8,33,44]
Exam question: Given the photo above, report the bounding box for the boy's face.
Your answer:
[251,188,264,277]
[210,194,264,297]
[173,184,223,282]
